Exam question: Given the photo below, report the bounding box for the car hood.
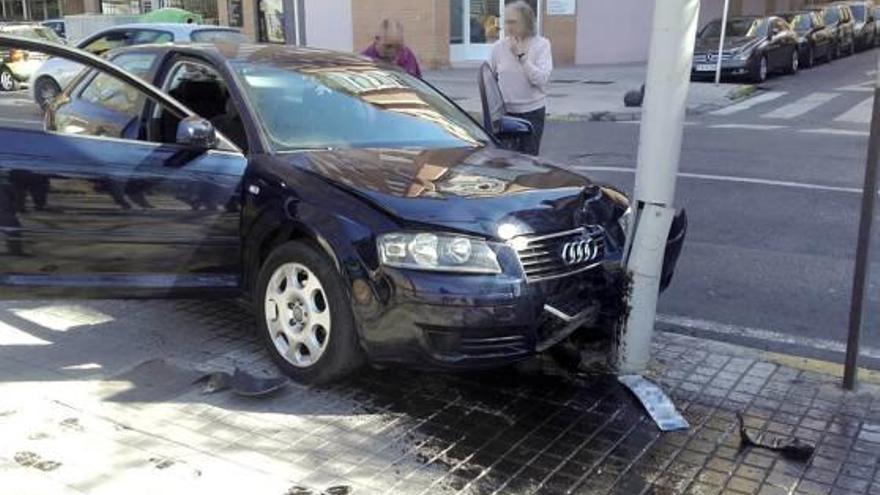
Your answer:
[695,36,761,53]
[283,147,626,239]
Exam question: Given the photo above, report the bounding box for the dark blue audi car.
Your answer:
[0,37,686,384]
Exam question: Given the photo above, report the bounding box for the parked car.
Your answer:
[0,36,686,384]
[29,23,246,110]
[0,23,63,91]
[41,19,65,39]
[876,6,880,45]
[692,16,799,83]
[848,1,877,50]
[811,3,856,57]
[778,11,835,67]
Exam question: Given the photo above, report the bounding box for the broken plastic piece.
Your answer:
[194,368,289,397]
[738,413,815,461]
[619,374,689,432]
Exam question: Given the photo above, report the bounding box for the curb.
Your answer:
[546,83,759,123]
[761,351,880,386]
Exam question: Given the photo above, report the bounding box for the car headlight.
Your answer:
[377,232,502,274]
[734,50,751,60]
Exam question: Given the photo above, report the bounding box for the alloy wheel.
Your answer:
[0,69,14,92]
[263,262,332,368]
[807,47,814,68]
[759,57,768,82]
[791,50,799,73]
[35,79,60,110]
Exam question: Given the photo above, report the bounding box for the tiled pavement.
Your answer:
[0,299,878,494]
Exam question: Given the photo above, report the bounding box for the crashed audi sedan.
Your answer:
[0,37,686,384]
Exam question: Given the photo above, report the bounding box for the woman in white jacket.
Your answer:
[489,1,553,155]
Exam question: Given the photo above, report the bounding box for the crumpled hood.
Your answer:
[282,147,625,238]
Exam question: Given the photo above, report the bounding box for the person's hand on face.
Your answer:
[504,7,525,57]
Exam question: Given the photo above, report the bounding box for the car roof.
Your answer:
[108,42,383,73]
[94,23,239,36]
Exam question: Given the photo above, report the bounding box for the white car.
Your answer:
[28,23,246,110]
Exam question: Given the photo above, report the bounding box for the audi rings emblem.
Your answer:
[561,237,598,266]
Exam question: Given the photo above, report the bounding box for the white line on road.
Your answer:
[834,97,875,124]
[761,92,838,120]
[657,314,880,360]
[800,128,869,137]
[710,91,786,116]
[709,123,786,130]
[575,166,864,194]
[837,81,874,92]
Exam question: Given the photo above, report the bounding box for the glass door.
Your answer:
[450,0,541,62]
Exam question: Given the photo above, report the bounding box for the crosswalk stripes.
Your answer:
[709,91,786,116]
[761,92,838,120]
[834,97,875,124]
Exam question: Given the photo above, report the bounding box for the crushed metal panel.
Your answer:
[619,374,689,431]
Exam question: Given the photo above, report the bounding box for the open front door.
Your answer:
[478,61,506,134]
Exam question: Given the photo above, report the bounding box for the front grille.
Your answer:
[513,227,606,283]
[459,335,530,356]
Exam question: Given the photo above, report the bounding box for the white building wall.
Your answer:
[574,0,771,65]
[304,0,354,52]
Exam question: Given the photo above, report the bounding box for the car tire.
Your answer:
[33,77,61,112]
[0,67,18,92]
[834,41,842,60]
[751,55,768,83]
[784,49,799,75]
[255,241,364,385]
[805,46,815,68]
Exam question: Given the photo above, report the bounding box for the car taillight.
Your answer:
[10,49,27,62]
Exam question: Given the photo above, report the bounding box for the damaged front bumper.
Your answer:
[358,209,687,370]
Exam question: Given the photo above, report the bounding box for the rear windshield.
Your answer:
[1,26,63,44]
[190,30,248,43]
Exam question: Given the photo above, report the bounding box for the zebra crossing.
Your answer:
[697,83,876,137]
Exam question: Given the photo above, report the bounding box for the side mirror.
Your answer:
[497,115,533,139]
[176,116,217,149]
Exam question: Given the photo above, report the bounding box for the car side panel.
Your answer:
[0,127,246,298]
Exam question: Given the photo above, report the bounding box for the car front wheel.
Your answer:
[785,49,799,75]
[34,77,61,111]
[256,241,363,384]
[751,55,768,83]
[0,67,18,92]
[805,45,815,68]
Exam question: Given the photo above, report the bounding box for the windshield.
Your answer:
[191,29,248,43]
[699,18,769,38]
[851,5,866,21]
[784,14,813,31]
[232,62,492,151]
[2,26,63,44]
[824,8,840,24]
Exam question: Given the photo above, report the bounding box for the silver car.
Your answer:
[28,22,245,110]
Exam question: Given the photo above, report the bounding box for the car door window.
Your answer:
[155,60,248,151]
[55,53,159,139]
[81,31,133,55]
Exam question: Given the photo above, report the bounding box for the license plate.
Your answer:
[695,64,718,72]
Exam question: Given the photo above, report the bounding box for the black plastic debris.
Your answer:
[623,84,646,107]
[194,368,289,397]
[738,413,815,461]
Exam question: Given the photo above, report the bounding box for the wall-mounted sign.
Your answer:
[547,0,575,16]
[228,0,243,27]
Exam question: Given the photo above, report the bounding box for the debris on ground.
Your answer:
[738,413,815,461]
[619,374,689,431]
[195,368,290,397]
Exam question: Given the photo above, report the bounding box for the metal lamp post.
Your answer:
[614,0,701,374]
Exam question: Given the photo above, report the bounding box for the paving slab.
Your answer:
[0,299,878,494]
